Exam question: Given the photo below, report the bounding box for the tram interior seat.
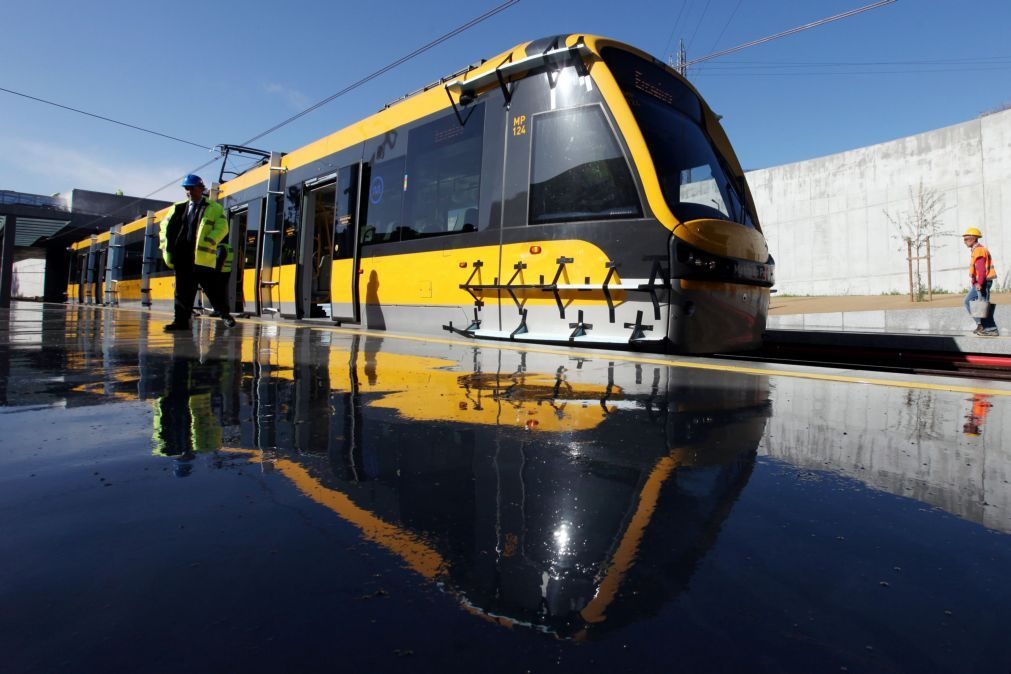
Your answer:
[448,207,478,233]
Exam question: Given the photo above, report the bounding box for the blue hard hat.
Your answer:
[180,174,204,187]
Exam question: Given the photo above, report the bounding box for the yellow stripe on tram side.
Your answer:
[70,207,173,250]
[330,240,629,308]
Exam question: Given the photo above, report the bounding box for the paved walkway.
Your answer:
[766,292,1009,355]
[770,291,1007,315]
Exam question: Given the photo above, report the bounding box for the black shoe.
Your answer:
[163,322,191,332]
[221,315,236,328]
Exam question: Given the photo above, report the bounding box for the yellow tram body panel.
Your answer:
[325,240,628,307]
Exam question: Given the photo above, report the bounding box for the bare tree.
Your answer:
[884,182,951,300]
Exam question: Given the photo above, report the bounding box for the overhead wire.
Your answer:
[694,56,1011,69]
[708,0,744,54]
[0,86,211,150]
[686,0,897,68]
[68,0,520,231]
[662,0,690,62]
[240,0,520,146]
[686,0,714,52]
[695,66,1011,77]
[692,56,1011,77]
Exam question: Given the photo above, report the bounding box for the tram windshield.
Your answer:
[603,48,755,228]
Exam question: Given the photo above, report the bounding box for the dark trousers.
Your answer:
[173,263,231,325]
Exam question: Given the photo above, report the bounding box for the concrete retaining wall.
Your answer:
[748,108,1011,296]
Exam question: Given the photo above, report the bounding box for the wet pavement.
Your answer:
[2,302,1011,673]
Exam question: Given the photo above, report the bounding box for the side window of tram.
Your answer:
[361,156,405,245]
[333,164,359,260]
[123,238,144,279]
[403,105,484,238]
[281,185,302,265]
[229,210,259,269]
[529,105,641,224]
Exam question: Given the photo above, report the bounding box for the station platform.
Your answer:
[766,292,1011,356]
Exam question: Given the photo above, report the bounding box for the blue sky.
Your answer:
[2,0,1009,200]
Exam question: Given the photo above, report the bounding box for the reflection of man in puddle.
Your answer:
[963,394,993,437]
[152,337,225,476]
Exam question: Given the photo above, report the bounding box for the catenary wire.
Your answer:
[0,86,211,150]
[240,0,519,146]
[662,0,690,62]
[68,0,520,230]
[686,0,714,52]
[696,56,1011,66]
[708,0,744,54]
[694,66,1011,77]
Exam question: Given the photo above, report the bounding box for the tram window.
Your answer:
[244,230,258,268]
[122,239,144,279]
[654,111,748,224]
[602,47,755,228]
[403,105,484,238]
[152,252,168,274]
[281,185,302,265]
[529,106,640,224]
[361,156,405,245]
[333,164,359,260]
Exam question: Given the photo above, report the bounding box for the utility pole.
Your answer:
[675,39,688,77]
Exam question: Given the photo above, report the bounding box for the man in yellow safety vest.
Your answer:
[159,174,236,332]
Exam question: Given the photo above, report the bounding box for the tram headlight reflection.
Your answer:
[553,522,573,556]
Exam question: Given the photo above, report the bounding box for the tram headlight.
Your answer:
[673,240,773,286]
[684,249,720,271]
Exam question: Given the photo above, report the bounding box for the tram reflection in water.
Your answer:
[143,324,770,637]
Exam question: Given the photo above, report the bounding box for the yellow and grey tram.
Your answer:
[67,34,774,353]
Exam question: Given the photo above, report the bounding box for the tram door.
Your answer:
[229,200,263,315]
[297,178,337,318]
[94,247,107,305]
[72,252,88,303]
[331,163,363,324]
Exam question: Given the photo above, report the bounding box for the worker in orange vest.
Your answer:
[962,227,998,336]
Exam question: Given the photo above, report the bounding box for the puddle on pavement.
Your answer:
[1,304,1010,672]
